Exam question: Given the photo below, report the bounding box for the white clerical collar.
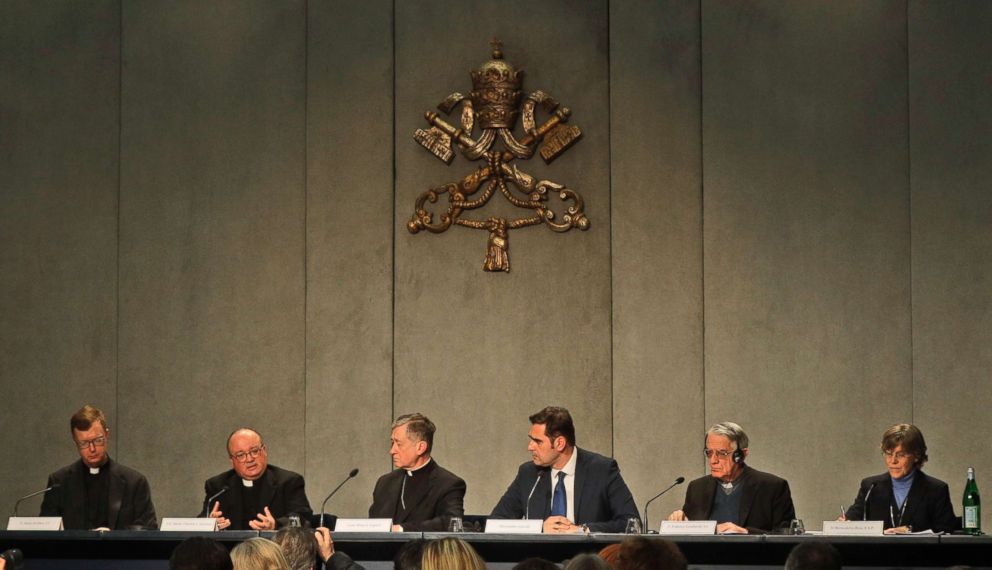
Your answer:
[405,457,432,476]
[552,448,578,479]
[242,479,254,487]
[89,467,100,475]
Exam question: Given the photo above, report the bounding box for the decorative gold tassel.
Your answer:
[483,218,510,272]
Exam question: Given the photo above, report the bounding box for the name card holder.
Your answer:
[334,518,392,532]
[485,519,544,534]
[822,521,884,536]
[6,517,64,531]
[160,518,219,532]
[659,520,717,535]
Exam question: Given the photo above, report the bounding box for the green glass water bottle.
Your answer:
[963,467,981,535]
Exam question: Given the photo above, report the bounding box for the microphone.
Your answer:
[320,468,359,528]
[12,484,60,516]
[202,486,229,518]
[863,482,876,521]
[1,548,24,570]
[524,471,544,520]
[642,476,685,533]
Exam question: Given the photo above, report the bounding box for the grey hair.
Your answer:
[706,422,749,450]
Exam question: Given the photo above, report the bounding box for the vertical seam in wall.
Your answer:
[116,0,123,458]
[390,5,399,478]
[303,0,310,476]
[905,0,914,424]
[607,0,614,458]
[698,0,707,455]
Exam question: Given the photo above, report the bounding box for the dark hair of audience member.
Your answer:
[420,537,485,570]
[565,553,611,570]
[598,544,621,569]
[512,557,561,570]
[170,537,234,570]
[395,538,428,570]
[272,527,318,570]
[616,537,687,570]
[784,542,842,570]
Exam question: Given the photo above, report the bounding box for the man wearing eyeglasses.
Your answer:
[39,404,158,529]
[667,421,794,534]
[201,427,312,530]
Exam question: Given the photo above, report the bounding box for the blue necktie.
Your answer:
[550,472,567,517]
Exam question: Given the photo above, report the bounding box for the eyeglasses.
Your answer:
[703,449,734,459]
[75,436,107,450]
[231,445,265,463]
[882,450,913,461]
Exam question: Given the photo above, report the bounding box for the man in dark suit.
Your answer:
[490,406,639,533]
[40,404,157,530]
[202,427,312,530]
[369,413,466,532]
[668,421,795,534]
[842,423,958,533]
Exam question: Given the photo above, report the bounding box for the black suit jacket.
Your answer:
[368,460,466,531]
[844,470,959,532]
[490,448,639,533]
[39,458,157,530]
[200,464,313,530]
[681,465,795,534]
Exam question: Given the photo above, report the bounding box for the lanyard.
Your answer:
[890,499,908,527]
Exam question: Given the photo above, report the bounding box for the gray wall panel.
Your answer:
[117,1,307,518]
[610,0,705,525]
[393,0,612,515]
[305,0,395,517]
[702,1,912,528]
[910,0,992,531]
[0,1,120,521]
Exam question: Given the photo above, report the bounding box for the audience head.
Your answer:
[598,543,622,569]
[421,537,485,570]
[616,537,687,570]
[394,539,427,570]
[230,538,290,570]
[169,537,233,570]
[565,553,611,570]
[784,542,842,570]
[272,527,318,570]
[512,558,561,570]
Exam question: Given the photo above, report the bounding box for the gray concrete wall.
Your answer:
[1,0,989,532]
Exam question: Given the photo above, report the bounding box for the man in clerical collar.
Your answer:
[490,406,639,533]
[668,421,795,534]
[203,427,312,530]
[369,413,466,532]
[40,404,157,529]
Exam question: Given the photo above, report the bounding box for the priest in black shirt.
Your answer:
[369,413,466,532]
[202,427,313,530]
[40,404,157,530]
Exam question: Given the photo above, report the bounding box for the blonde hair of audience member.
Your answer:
[420,537,485,570]
[231,538,291,570]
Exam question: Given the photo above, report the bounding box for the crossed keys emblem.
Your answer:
[408,41,589,272]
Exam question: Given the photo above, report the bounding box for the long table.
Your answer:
[1,530,990,569]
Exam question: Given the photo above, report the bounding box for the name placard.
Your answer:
[334,518,392,532]
[160,518,218,532]
[822,520,884,536]
[485,519,544,534]
[6,517,64,531]
[659,520,717,535]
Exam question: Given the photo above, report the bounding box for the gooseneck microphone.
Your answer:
[12,484,60,516]
[863,482,877,521]
[524,471,544,520]
[642,476,685,533]
[202,486,229,518]
[320,468,360,528]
